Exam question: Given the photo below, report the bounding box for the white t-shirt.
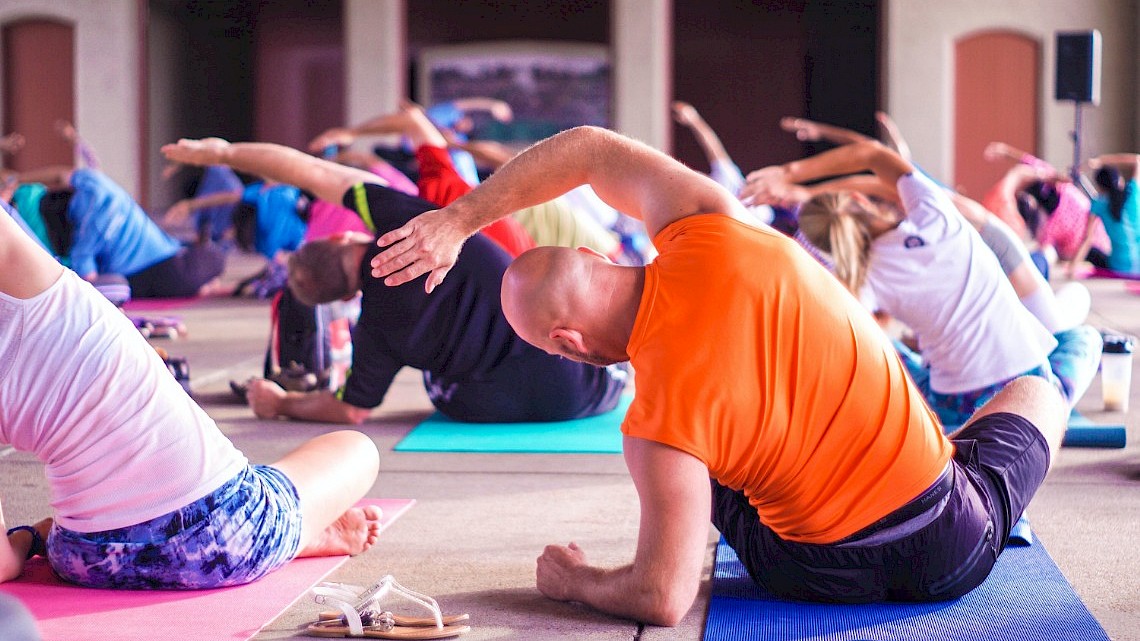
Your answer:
[867,173,1057,394]
[0,271,247,532]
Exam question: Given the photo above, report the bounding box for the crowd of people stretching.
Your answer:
[0,95,1134,635]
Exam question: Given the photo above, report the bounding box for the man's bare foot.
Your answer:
[298,505,383,558]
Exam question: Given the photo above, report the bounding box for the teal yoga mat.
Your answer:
[394,395,632,453]
[705,536,1110,641]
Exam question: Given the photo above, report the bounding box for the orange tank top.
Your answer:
[622,214,952,544]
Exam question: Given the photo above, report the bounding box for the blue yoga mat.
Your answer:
[1064,412,1127,448]
[705,537,1110,641]
[393,395,631,453]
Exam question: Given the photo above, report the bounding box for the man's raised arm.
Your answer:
[370,125,743,292]
[161,138,383,206]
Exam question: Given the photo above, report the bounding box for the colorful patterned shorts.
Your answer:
[48,465,302,590]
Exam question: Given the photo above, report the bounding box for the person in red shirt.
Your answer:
[308,102,534,258]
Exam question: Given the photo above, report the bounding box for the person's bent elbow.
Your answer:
[636,581,698,627]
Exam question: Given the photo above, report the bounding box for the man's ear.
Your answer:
[576,246,612,263]
[550,327,587,354]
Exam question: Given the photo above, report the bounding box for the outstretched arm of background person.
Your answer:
[448,97,514,123]
[441,130,518,171]
[805,174,901,205]
[245,379,371,425]
[873,111,912,162]
[308,102,449,154]
[779,116,873,146]
[983,141,1033,164]
[370,125,743,292]
[535,437,711,626]
[162,138,383,206]
[163,190,242,225]
[1088,153,1140,177]
[56,120,99,170]
[740,140,911,206]
[672,101,735,166]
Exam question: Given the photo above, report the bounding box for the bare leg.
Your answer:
[952,375,1067,467]
[270,430,382,557]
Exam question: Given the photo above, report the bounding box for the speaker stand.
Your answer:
[1069,100,1083,182]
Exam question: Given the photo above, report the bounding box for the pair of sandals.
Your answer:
[307,576,470,639]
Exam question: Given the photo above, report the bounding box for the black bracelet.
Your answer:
[6,525,46,560]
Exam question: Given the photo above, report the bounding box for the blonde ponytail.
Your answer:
[798,192,874,295]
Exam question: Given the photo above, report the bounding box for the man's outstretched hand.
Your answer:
[161,138,231,167]
[370,208,471,293]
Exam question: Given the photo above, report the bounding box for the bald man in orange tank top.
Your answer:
[367,126,1067,625]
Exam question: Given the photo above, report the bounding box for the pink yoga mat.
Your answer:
[0,498,414,641]
[121,297,201,312]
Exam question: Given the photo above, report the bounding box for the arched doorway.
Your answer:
[954,30,1039,198]
[2,18,75,171]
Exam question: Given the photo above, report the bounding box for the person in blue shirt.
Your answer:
[14,165,227,298]
[1071,153,1140,277]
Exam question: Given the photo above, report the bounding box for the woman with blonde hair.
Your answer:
[742,140,1102,427]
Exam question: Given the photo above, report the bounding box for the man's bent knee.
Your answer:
[987,376,1066,456]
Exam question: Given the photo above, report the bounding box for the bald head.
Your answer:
[502,246,644,366]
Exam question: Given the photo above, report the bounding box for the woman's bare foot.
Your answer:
[298,505,383,558]
[196,277,236,297]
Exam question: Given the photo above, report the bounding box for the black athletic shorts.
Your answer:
[712,411,1051,603]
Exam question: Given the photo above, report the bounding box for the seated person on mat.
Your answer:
[1070,153,1140,278]
[12,164,227,298]
[0,205,381,590]
[162,137,627,425]
[740,141,1102,428]
[366,125,1069,623]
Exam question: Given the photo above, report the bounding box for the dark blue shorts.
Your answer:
[423,352,629,423]
[712,412,1051,603]
[127,243,226,298]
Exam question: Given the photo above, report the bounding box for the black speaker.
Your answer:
[1055,30,1101,104]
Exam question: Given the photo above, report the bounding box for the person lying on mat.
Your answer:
[162,137,627,425]
[364,125,1069,625]
[0,208,382,590]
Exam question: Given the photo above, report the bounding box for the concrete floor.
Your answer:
[2,253,1139,640]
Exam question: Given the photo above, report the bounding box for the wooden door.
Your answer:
[2,19,75,171]
[954,31,1039,198]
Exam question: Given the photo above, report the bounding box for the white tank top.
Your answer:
[0,271,246,532]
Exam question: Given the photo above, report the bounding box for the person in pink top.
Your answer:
[983,142,1111,272]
